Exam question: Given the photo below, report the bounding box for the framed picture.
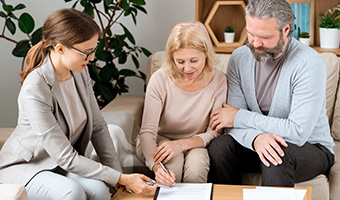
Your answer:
[287,0,315,45]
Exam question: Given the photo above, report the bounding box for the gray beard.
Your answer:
[246,36,285,63]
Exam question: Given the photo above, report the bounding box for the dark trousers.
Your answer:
[208,134,334,187]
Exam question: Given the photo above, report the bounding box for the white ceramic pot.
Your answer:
[319,27,340,48]
[299,38,310,46]
[224,32,235,43]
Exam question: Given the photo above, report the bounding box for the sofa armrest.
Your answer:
[101,95,145,128]
[329,140,340,200]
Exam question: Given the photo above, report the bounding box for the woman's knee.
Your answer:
[183,148,210,183]
[59,181,87,200]
[86,181,111,200]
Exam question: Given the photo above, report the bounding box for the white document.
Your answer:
[243,187,307,200]
[156,183,212,200]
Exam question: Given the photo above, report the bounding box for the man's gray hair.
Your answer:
[246,0,295,35]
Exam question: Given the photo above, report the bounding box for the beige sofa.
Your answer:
[1,51,340,200]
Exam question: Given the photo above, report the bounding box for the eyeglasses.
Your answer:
[70,42,99,61]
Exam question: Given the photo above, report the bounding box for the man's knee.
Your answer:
[208,134,237,160]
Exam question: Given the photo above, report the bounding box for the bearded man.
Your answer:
[207,0,335,186]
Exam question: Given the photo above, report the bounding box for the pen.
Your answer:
[158,161,176,184]
[146,180,171,189]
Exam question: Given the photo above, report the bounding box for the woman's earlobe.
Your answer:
[54,44,64,54]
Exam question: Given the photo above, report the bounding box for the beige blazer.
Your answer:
[0,56,122,186]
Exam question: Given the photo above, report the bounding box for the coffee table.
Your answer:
[111,184,312,200]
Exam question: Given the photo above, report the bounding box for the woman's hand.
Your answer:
[118,174,158,196]
[152,140,186,164]
[153,140,185,164]
[152,163,176,187]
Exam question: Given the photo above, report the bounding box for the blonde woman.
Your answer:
[137,21,227,186]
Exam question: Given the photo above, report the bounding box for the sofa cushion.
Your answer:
[101,95,144,128]
[0,128,14,149]
[320,53,340,129]
[0,184,27,200]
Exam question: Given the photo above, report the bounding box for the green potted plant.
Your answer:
[298,32,310,46]
[224,25,234,43]
[0,0,151,108]
[319,4,340,48]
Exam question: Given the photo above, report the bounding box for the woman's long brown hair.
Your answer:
[20,8,101,84]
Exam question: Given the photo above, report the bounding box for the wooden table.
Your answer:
[111,184,312,200]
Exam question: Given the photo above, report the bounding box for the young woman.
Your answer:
[0,8,156,199]
[136,21,227,186]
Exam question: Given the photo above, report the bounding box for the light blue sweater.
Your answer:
[227,37,334,154]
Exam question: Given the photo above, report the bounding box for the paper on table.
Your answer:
[155,183,212,200]
[243,187,307,200]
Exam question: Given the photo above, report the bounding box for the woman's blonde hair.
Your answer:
[20,8,101,84]
[164,21,217,79]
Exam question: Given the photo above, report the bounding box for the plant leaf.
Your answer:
[97,50,114,62]
[18,13,35,34]
[64,0,73,2]
[8,12,17,19]
[83,3,94,17]
[120,23,135,44]
[138,70,146,80]
[95,38,105,57]
[99,63,119,82]
[131,13,136,25]
[104,0,113,6]
[119,69,136,76]
[119,0,129,10]
[3,4,13,13]
[97,83,114,100]
[0,11,6,18]
[124,8,131,16]
[89,0,102,4]
[131,54,139,69]
[13,3,25,11]
[130,0,145,6]
[12,40,31,57]
[71,1,78,8]
[88,64,101,82]
[31,27,42,45]
[141,47,152,57]
[6,18,15,35]
[133,4,147,14]
[118,51,127,64]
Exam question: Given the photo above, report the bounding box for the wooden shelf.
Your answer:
[196,0,340,56]
[204,1,247,48]
[312,46,340,56]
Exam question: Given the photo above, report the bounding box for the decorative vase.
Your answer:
[224,32,235,43]
[319,27,340,48]
[299,38,310,46]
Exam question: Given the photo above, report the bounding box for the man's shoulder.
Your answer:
[231,45,251,58]
[288,37,322,63]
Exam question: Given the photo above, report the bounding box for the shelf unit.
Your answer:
[204,1,247,48]
[195,0,340,55]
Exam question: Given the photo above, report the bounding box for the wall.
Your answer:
[0,0,195,127]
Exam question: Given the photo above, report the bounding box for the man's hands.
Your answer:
[210,102,239,132]
[118,174,158,196]
[253,133,288,167]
